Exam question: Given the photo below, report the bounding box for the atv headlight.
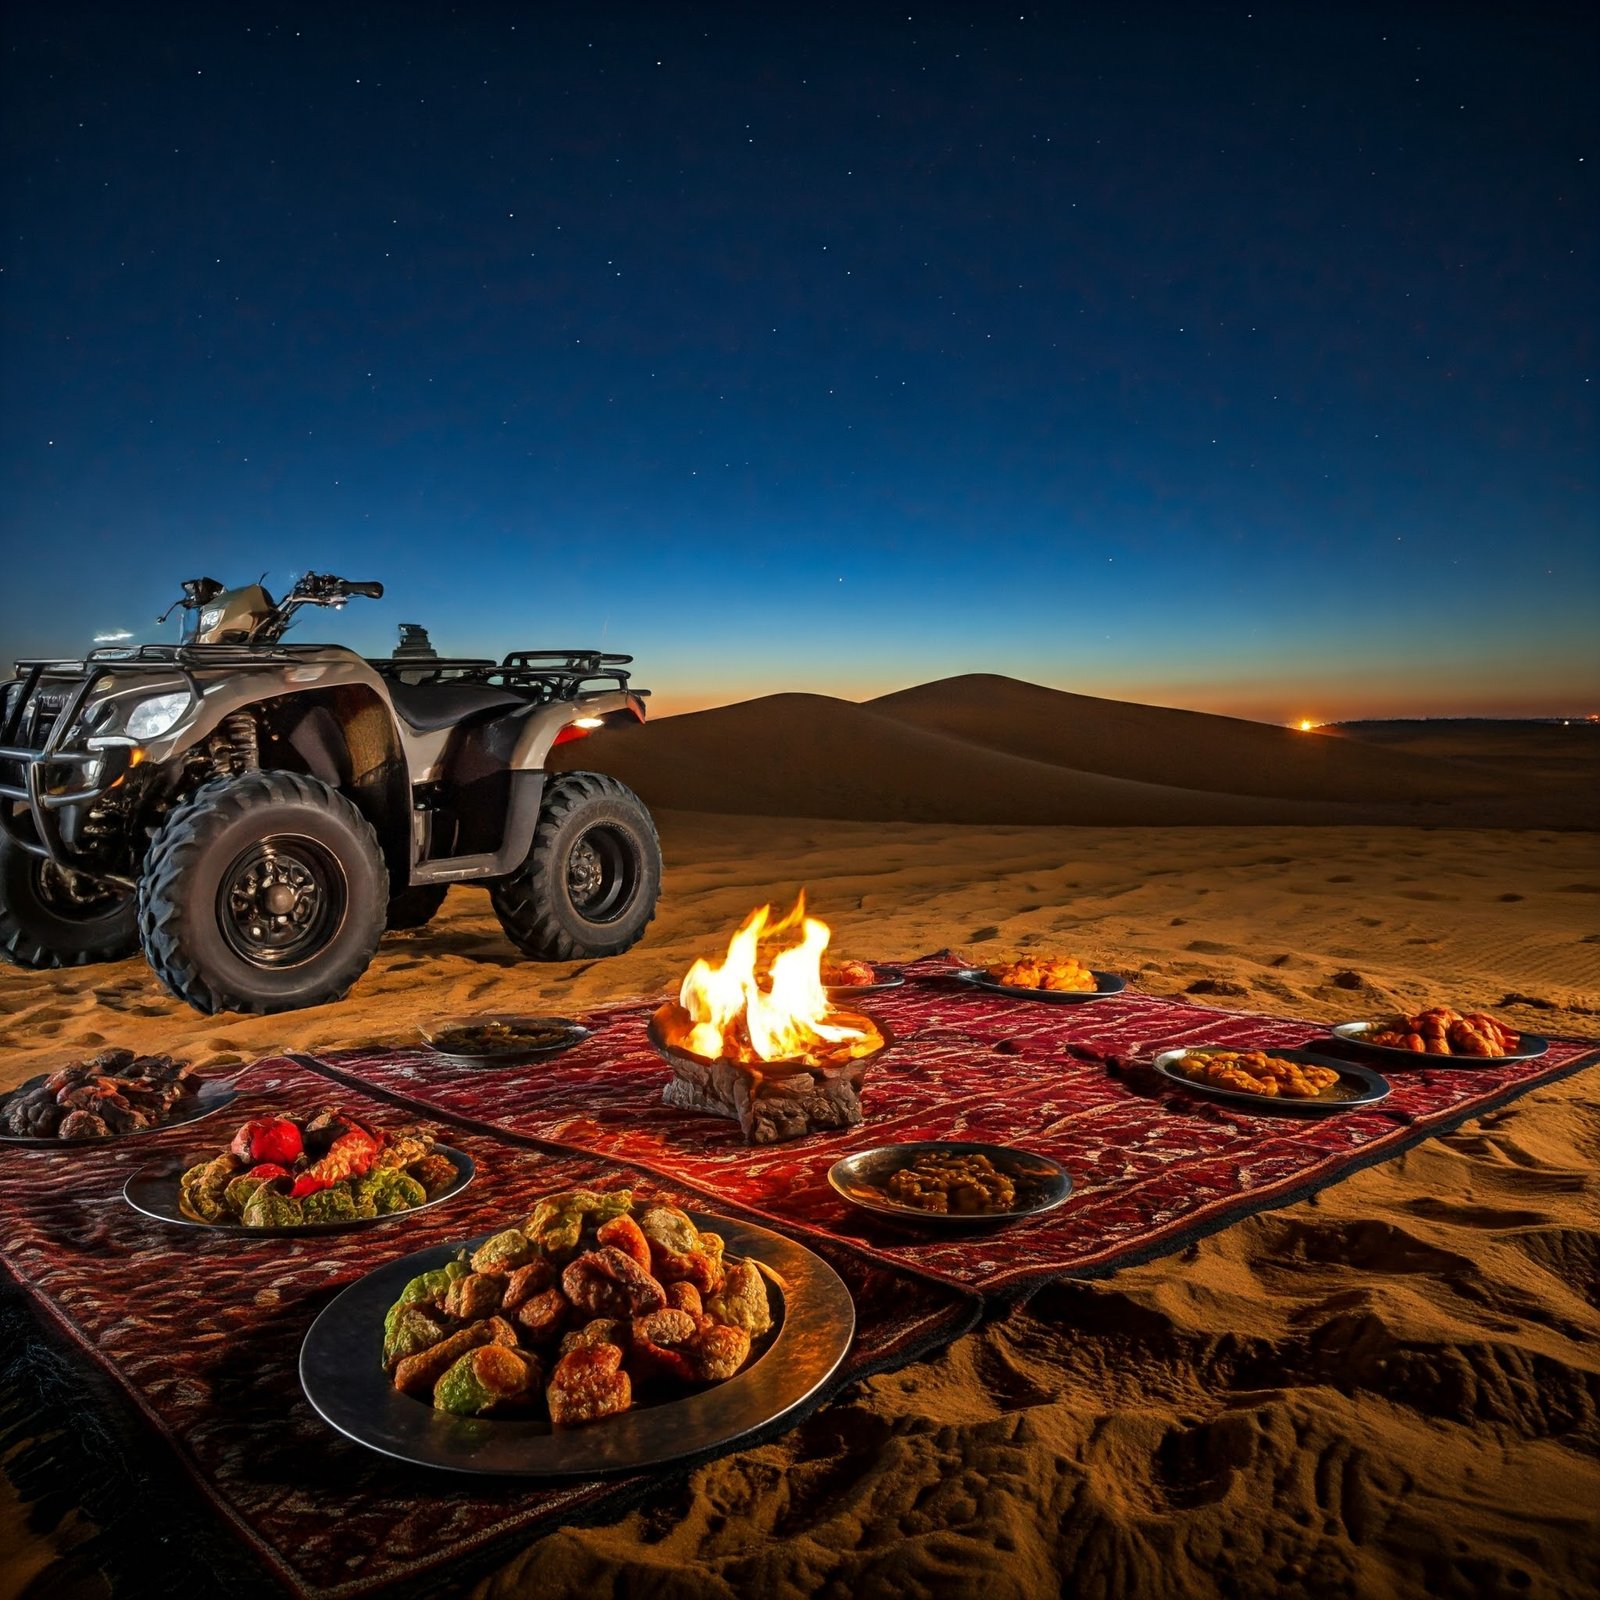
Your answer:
[124,691,192,742]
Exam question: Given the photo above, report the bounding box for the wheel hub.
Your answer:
[34,859,125,919]
[218,838,347,967]
[563,825,636,923]
[567,839,604,902]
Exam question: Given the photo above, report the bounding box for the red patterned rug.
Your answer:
[0,1056,977,1599]
[305,955,1600,1298]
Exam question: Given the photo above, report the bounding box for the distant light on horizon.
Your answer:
[1296,718,1317,732]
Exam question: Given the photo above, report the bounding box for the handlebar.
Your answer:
[289,573,384,604]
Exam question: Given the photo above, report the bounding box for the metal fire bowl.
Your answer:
[646,1004,894,1082]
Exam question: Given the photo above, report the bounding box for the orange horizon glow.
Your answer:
[642,679,1598,727]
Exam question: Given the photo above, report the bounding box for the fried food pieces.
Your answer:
[821,958,877,988]
[176,1107,454,1226]
[2,1050,195,1140]
[382,1187,773,1428]
[1177,1050,1341,1099]
[1367,1007,1518,1057]
[985,955,1096,993]
[882,1150,1018,1214]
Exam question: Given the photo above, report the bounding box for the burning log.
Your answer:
[648,894,888,1144]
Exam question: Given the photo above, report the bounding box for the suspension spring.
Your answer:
[214,712,260,777]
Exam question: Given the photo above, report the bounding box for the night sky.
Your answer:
[2,3,1594,721]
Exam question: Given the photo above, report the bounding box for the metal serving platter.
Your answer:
[299,1211,855,1476]
[0,1071,240,1148]
[1152,1047,1390,1114]
[829,1140,1072,1227]
[122,1145,475,1235]
[1330,1021,1549,1066]
[953,968,1126,1004]
[419,1014,590,1068]
[824,965,907,999]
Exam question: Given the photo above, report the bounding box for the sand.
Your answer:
[2,689,1598,1599]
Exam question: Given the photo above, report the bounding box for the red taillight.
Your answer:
[552,724,591,747]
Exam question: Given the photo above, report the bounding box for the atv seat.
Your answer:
[386,680,528,734]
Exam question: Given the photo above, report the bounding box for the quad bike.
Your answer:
[0,572,660,1014]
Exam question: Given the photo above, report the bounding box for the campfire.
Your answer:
[649,894,888,1143]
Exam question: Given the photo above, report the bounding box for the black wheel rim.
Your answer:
[217,836,348,968]
[564,824,639,923]
[33,860,129,922]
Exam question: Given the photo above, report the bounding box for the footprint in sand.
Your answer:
[1397,889,1456,902]
[1499,893,1525,902]
[1185,940,1233,954]
[1326,874,1355,883]
[1187,978,1249,997]
[967,926,1000,942]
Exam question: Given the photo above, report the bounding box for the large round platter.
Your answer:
[0,1072,240,1148]
[825,965,907,999]
[299,1211,855,1476]
[1330,1021,1548,1066]
[1152,1047,1390,1114]
[419,1015,589,1068]
[953,968,1125,1004]
[122,1145,475,1235]
[829,1140,1072,1227]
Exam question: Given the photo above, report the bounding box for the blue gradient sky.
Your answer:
[2,3,1595,721]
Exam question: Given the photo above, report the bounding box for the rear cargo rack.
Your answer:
[369,650,645,702]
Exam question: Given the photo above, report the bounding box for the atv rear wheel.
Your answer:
[137,771,388,1015]
[491,772,660,961]
[386,884,449,931]
[0,832,139,969]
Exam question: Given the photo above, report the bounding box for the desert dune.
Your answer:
[1,687,1597,1600]
[550,677,1596,828]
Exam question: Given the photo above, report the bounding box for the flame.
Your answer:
[671,892,881,1066]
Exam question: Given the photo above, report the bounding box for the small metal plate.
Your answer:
[825,966,907,999]
[1330,1021,1549,1066]
[0,1072,239,1148]
[122,1145,475,1235]
[299,1212,855,1476]
[953,968,1126,1004]
[829,1141,1072,1226]
[419,1015,590,1068]
[1152,1047,1390,1114]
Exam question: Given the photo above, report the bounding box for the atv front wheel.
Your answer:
[0,832,139,969]
[386,884,449,931]
[137,772,388,1015]
[491,772,660,961]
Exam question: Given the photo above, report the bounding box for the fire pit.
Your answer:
[648,894,890,1144]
